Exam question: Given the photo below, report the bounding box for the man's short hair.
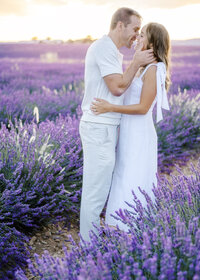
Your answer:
[110,7,142,30]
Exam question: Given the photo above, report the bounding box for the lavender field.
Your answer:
[0,42,200,279]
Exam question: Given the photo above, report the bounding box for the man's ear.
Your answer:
[117,21,123,31]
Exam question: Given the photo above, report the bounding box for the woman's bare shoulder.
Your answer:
[142,64,157,81]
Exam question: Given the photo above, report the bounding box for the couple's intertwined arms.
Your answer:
[103,44,155,97]
[91,65,157,115]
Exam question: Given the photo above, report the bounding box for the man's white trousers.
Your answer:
[79,120,118,242]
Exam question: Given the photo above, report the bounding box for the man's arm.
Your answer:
[91,66,157,114]
[104,46,155,97]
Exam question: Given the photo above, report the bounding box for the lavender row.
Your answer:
[0,45,200,126]
[0,112,82,278]
[0,43,89,60]
[0,88,199,277]
[0,60,84,93]
[0,86,83,124]
[16,161,200,280]
[0,43,199,63]
[0,43,200,278]
[157,89,200,173]
[1,87,199,173]
[0,224,29,279]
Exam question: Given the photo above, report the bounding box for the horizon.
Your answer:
[1,37,200,44]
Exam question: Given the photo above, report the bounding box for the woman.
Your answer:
[90,22,171,232]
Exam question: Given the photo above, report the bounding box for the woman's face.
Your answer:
[137,25,148,50]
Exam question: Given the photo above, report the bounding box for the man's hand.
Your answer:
[133,42,155,68]
[102,43,155,97]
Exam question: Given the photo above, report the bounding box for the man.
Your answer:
[79,7,154,242]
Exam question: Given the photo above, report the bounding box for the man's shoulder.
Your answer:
[92,35,115,48]
[87,36,116,58]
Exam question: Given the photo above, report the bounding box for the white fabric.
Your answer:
[139,62,170,123]
[79,120,118,242]
[155,63,170,122]
[105,62,170,232]
[81,35,124,125]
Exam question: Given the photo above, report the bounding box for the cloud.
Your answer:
[0,0,28,16]
[0,0,69,16]
[81,0,200,9]
[0,0,199,17]
[34,0,68,5]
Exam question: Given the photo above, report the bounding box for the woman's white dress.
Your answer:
[105,62,170,232]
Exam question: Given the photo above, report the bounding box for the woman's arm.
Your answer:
[91,65,157,115]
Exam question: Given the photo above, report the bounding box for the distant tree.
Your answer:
[67,39,74,43]
[46,37,51,41]
[86,35,92,40]
[82,35,94,43]
[66,35,95,44]
[32,36,38,41]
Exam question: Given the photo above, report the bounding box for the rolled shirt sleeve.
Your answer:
[95,46,123,78]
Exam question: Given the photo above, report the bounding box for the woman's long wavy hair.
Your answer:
[146,22,171,91]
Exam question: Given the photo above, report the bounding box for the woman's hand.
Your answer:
[90,98,112,115]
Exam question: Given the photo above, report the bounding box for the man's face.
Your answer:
[121,15,141,49]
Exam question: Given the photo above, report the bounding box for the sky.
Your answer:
[0,0,200,42]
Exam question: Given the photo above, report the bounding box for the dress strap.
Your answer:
[156,62,170,123]
[139,63,158,79]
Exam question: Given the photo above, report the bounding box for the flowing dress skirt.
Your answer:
[105,111,157,232]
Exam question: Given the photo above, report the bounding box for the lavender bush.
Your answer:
[0,113,82,278]
[157,89,200,173]
[0,113,82,228]
[15,161,200,279]
[0,224,29,280]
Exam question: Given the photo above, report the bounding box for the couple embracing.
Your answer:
[79,7,170,242]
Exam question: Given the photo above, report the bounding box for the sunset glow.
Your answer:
[0,0,200,41]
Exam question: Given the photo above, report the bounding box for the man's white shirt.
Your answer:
[81,35,124,125]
